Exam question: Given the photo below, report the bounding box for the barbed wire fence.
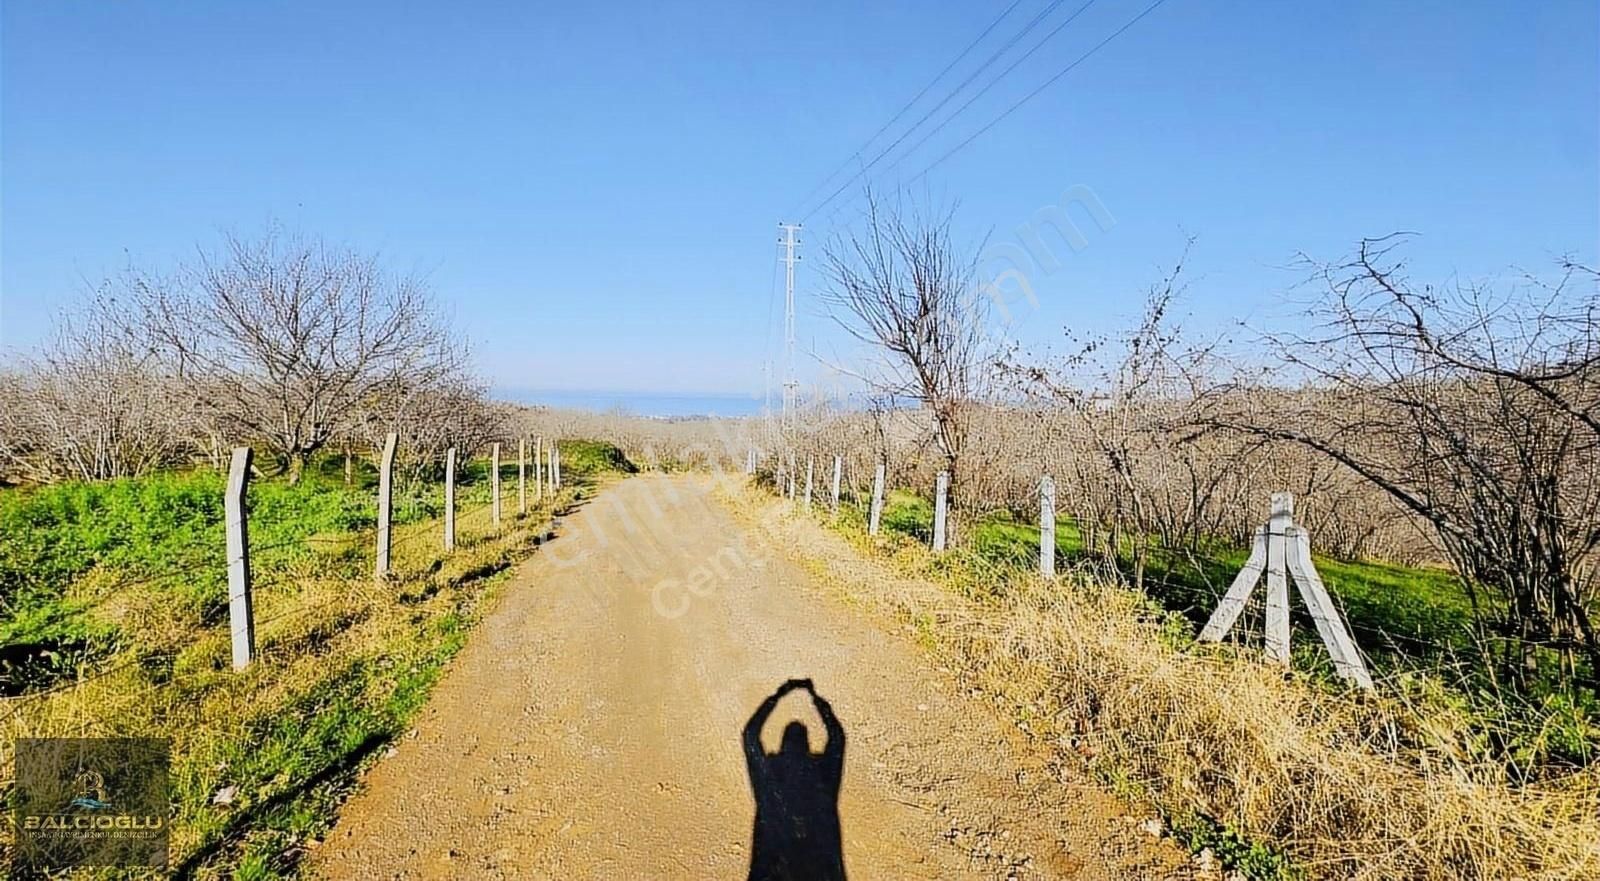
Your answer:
[746,446,1590,704]
[0,434,575,788]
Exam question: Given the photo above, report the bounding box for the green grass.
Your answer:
[169,609,478,878]
[0,457,516,687]
[871,491,1475,662]
[0,441,637,877]
[856,490,1599,769]
[557,438,639,476]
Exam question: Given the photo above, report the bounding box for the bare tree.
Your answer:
[821,194,990,533]
[1002,249,1225,588]
[0,305,192,482]
[1201,236,1600,687]
[122,229,459,482]
[352,372,506,489]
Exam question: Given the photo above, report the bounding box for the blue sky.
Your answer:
[3,1,1595,397]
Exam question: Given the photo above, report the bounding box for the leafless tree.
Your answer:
[1002,249,1226,588]
[0,305,192,482]
[821,193,991,533]
[352,372,507,489]
[1201,236,1600,686]
[122,229,460,482]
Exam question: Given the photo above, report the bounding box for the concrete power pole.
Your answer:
[778,222,801,424]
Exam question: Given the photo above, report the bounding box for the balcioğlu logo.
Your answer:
[11,737,170,869]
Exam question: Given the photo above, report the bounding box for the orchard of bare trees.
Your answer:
[803,201,1600,695]
[6,214,1597,699]
[0,228,502,488]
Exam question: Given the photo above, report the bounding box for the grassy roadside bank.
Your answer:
[873,489,1596,771]
[727,481,1600,880]
[880,489,1472,658]
[0,441,630,878]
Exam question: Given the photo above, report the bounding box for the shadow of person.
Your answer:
[743,678,847,881]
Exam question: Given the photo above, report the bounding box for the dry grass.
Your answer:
[722,481,1600,880]
[0,487,581,876]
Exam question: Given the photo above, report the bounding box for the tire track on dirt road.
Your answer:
[313,474,1193,879]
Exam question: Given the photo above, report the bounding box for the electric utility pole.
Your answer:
[778,222,801,424]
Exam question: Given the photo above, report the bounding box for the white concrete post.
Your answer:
[804,458,814,510]
[444,447,457,552]
[1198,492,1373,690]
[376,432,397,580]
[225,447,255,670]
[830,455,842,514]
[868,463,885,536]
[553,443,562,488]
[534,437,544,502]
[932,471,949,551]
[1265,492,1293,664]
[1040,475,1056,578]
[1200,526,1268,644]
[746,448,756,475]
[1286,526,1375,688]
[518,437,527,515]
[491,443,502,528]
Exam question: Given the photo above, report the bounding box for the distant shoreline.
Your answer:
[496,388,764,419]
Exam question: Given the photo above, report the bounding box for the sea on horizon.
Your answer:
[496,388,766,419]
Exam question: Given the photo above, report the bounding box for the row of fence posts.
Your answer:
[754,451,1061,577]
[754,450,1061,575]
[749,449,1373,689]
[225,435,564,670]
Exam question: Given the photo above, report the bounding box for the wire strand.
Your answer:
[902,0,1173,188]
[788,0,1028,219]
[800,0,1080,222]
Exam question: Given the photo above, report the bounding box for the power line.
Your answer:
[798,0,1079,222]
[899,0,1174,188]
[763,240,781,421]
[787,0,1028,220]
[824,0,1104,224]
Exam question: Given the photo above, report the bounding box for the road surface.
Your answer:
[313,475,1191,879]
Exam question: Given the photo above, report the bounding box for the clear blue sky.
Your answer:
[3,1,1595,397]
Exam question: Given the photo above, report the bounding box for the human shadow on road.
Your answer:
[743,678,847,881]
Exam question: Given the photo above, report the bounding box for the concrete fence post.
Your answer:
[444,447,457,552]
[376,432,398,580]
[1039,475,1056,578]
[746,448,756,475]
[1197,492,1373,689]
[518,437,527,515]
[804,458,814,510]
[491,443,502,528]
[830,455,842,514]
[1264,492,1293,664]
[534,437,544,502]
[933,471,949,552]
[225,446,255,670]
[868,462,885,536]
[553,443,562,488]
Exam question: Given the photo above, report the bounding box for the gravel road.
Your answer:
[313,474,1191,880]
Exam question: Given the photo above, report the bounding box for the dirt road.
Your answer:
[314,475,1191,879]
